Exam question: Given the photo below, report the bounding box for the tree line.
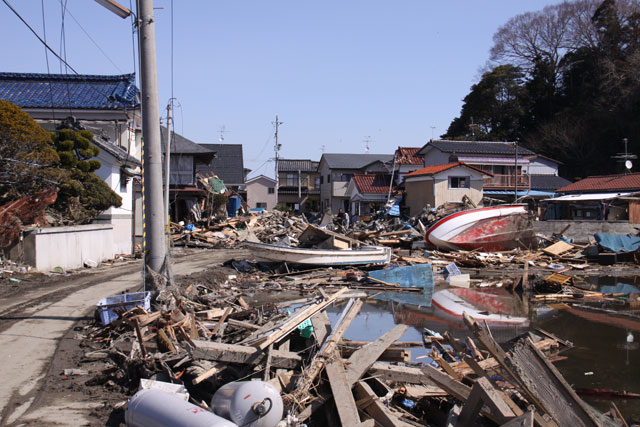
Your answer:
[443,0,640,180]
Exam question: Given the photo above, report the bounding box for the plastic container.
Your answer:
[125,389,237,427]
[96,291,150,325]
[211,381,283,427]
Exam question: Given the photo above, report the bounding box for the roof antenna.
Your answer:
[218,125,228,142]
[364,136,372,153]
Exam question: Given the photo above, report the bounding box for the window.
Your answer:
[320,176,324,185]
[256,202,267,208]
[327,174,331,183]
[340,173,353,181]
[169,156,194,185]
[268,187,275,194]
[286,173,297,186]
[315,177,321,188]
[449,176,470,189]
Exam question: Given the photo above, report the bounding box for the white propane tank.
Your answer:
[125,389,238,427]
[211,381,283,427]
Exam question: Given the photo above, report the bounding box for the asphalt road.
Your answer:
[0,248,249,426]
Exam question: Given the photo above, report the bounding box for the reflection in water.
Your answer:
[324,275,640,421]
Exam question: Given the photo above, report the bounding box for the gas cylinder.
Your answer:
[211,380,283,427]
[125,389,238,427]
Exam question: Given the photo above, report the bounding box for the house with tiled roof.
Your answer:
[391,147,424,186]
[345,174,393,216]
[543,173,640,221]
[276,159,320,213]
[246,175,277,211]
[318,153,394,213]
[0,72,143,255]
[417,140,538,195]
[403,162,493,216]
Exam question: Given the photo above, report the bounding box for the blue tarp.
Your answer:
[370,264,434,307]
[601,283,640,295]
[594,233,640,253]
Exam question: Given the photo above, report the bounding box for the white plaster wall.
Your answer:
[246,177,277,210]
[22,224,115,272]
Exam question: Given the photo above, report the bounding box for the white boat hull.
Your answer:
[432,288,529,326]
[243,241,392,266]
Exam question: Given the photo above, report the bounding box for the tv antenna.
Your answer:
[611,138,636,174]
[218,125,228,142]
[364,136,372,153]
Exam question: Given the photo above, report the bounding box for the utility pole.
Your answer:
[164,101,172,227]
[274,115,283,192]
[139,0,167,278]
[514,141,518,203]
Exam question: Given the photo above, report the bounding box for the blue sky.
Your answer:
[2,1,565,178]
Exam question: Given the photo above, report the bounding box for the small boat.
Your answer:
[431,287,529,326]
[425,204,536,251]
[243,241,392,266]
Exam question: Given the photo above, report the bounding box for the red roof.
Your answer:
[352,174,392,194]
[395,147,423,165]
[556,173,640,193]
[405,162,493,177]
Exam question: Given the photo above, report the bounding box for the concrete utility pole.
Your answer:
[514,141,518,203]
[165,101,172,227]
[274,115,283,192]
[139,0,167,276]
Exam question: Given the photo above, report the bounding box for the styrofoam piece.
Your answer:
[448,274,471,288]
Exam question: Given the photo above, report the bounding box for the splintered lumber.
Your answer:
[500,410,534,427]
[542,241,574,257]
[192,365,219,385]
[340,346,410,364]
[345,324,409,385]
[191,341,301,369]
[287,298,363,405]
[325,351,361,426]
[505,337,601,427]
[251,287,349,350]
[456,377,516,426]
[227,318,261,331]
[368,362,441,387]
[354,380,411,427]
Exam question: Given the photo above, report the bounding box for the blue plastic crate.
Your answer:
[96,291,151,325]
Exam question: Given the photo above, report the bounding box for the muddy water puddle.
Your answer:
[325,275,640,421]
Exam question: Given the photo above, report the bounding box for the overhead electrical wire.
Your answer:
[2,0,79,74]
[41,0,57,120]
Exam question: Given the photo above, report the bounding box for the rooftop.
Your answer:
[530,174,572,191]
[278,159,319,172]
[394,147,423,165]
[418,140,535,157]
[405,162,493,177]
[0,72,139,110]
[352,174,392,194]
[321,153,394,170]
[556,173,640,193]
[196,144,245,186]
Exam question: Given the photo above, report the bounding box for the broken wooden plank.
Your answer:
[354,380,411,427]
[227,318,261,331]
[345,324,409,385]
[542,241,574,257]
[287,298,363,406]
[505,337,601,427]
[191,341,301,369]
[192,365,219,385]
[252,287,349,350]
[500,410,534,427]
[325,351,362,426]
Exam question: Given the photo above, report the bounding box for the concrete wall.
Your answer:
[534,220,639,243]
[9,224,115,272]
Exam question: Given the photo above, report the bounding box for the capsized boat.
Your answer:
[243,241,392,266]
[431,287,530,326]
[425,204,536,251]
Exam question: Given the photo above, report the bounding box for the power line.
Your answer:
[2,0,79,74]
[56,0,124,74]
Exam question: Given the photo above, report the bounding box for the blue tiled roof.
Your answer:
[0,72,140,110]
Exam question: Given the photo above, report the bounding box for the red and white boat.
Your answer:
[425,205,536,251]
[432,287,529,326]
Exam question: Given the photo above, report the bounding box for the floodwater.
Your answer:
[326,275,640,422]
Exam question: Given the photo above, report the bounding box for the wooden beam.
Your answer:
[191,341,301,369]
[288,298,363,406]
[354,381,410,427]
[501,410,534,427]
[252,287,348,350]
[345,324,409,385]
[325,351,362,426]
